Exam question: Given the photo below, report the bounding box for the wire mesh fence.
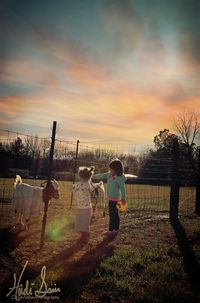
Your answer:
[0,128,199,234]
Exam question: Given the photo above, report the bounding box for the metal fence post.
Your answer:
[170,137,180,223]
[40,121,57,249]
[70,140,80,209]
[195,149,200,216]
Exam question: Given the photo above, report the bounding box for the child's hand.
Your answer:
[121,199,126,205]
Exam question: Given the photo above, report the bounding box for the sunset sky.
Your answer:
[0,0,199,145]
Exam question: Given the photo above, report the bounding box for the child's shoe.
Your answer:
[103,230,116,237]
[103,230,111,236]
[80,232,89,243]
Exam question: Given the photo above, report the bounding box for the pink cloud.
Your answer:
[0,57,60,90]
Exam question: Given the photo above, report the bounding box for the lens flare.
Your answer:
[47,216,70,241]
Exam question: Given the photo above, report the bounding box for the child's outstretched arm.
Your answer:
[92,172,110,181]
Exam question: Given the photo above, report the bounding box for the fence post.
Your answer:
[70,140,80,209]
[170,137,180,223]
[40,121,57,249]
[195,149,200,216]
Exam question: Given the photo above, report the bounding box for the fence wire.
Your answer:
[0,129,198,238]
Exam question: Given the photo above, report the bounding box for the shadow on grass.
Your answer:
[0,227,38,255]
[171,218,200,291]
[57,234,116,301]
[32,234,115,301]
[0,232,116,302]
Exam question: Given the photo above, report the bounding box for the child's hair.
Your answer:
[78,166,94,180]
[109,159,124,176]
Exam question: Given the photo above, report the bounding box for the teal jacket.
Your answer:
[92,172,126,201]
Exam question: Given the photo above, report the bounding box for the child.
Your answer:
[72,167,94,243]
[92,159,126,235]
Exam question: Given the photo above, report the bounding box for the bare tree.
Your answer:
[173,110,200,158]
[41,138,50,158]
[24,135,39,158]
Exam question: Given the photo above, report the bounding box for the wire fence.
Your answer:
[0,128,199,234]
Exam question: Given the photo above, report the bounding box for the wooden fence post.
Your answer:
[40,121,57,249]
[70,140,80,209]
[195,149,200,216]
[170,137,180,223]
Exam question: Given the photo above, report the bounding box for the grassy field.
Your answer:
[0,178,199,302]
[0,177,196,218]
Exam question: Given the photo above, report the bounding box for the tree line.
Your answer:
[0,111,199,180]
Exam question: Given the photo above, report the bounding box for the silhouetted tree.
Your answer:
[153,129,179,156]
[10,137,24,156]
[173,110,200,159]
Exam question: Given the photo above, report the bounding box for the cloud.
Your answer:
[177,33,200,76]
[145,80,187,103]
[168,0,200,72]
[0,17,113,95]
[0,57,59,90]
[40,37,113,91]
[0,0,200,145]
[0,84,199,144]
[101,0,144,53]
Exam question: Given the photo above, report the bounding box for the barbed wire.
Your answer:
[0,128,51,140]
[0,128,155,154]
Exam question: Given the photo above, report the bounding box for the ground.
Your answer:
[0,179,200,302]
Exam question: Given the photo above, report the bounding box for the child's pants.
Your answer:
[109,201,120,231]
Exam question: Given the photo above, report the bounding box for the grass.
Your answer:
[85,247,185,302]
[80,216,200,303]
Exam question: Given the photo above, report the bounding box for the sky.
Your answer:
[0,0,200,145]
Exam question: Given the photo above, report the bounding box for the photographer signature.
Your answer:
[6,261,61,301]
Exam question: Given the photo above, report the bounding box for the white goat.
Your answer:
[12,175,59,229]
[90,181,105,219]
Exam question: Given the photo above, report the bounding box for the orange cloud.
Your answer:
[0,87,199,145]
[0,58,60,90]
